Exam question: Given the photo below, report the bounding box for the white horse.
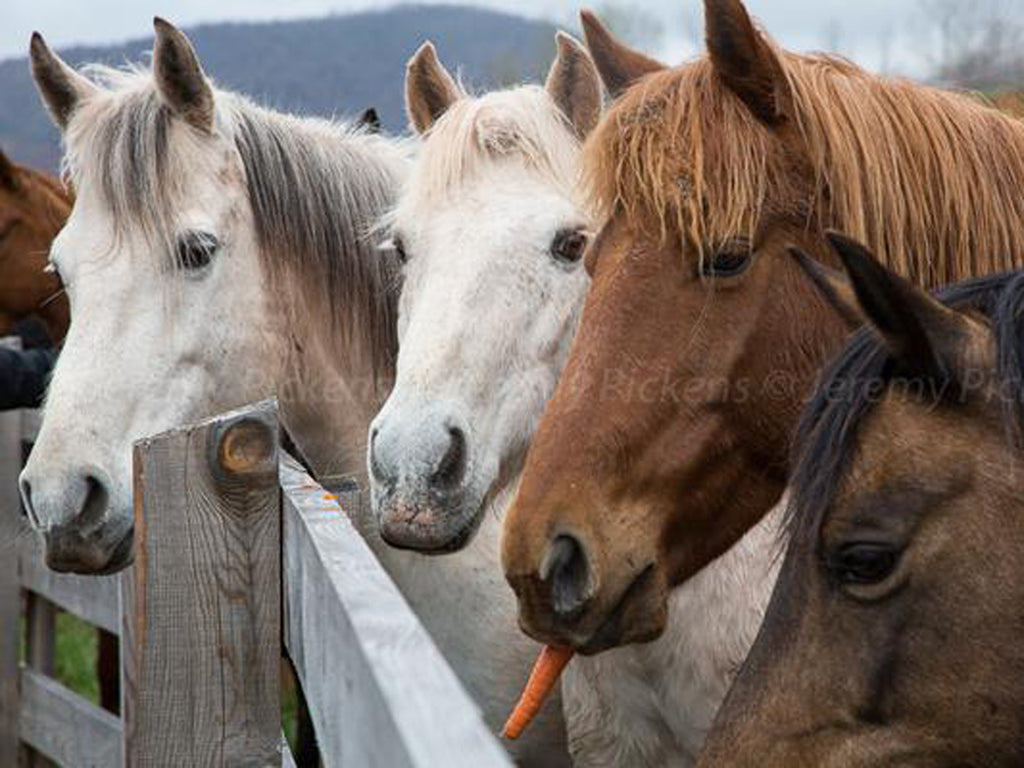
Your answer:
[19,20,562,766]
[21,20,403,571]
[370,32,784,768]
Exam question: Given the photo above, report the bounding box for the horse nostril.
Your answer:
[368,423,399,489]
[80,474,108,527]
[542,534,592,617]
[17,470,110,535]
[368,426,391,486]
[431,426,466,490]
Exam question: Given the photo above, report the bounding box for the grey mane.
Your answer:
[232,105,404,385]
[68,67,405,385]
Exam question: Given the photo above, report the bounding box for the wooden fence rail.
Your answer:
[281,454,512,768]
[0,392,513,767]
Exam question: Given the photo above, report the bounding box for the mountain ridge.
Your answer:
[0,4,559,170]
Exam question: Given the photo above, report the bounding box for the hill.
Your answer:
[0,4,558,170]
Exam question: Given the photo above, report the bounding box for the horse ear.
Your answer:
[704,0,792,125]
[789,245,863,331]
[405,42,462,134]
[29,33,99,130]
[546,32,602,140]
[152,18,215,134]
[0,150,17,191]
[580,10,665,99]
[826,231,971,382]
[357,107,381,134]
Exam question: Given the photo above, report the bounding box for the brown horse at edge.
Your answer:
[0,149,69,343]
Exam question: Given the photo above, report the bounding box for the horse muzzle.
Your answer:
[507,552,668,654]
[19,462,134,574]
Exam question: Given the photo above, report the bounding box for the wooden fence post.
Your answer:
[0,362,22,766]
[22,589,58,768]
[121,400,281,766]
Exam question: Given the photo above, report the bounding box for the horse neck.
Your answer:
[272,303,393,482]
[235,113,405,481]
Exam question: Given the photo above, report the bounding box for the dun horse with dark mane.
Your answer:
[501,0,1024,657]
[702,236,1024,764]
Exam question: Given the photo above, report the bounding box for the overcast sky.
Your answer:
[2,0,936,74]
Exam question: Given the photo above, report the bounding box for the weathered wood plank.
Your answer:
[19,666,123,767]
[24,585,58,768]
[24,594,60,768]
[122,399,281,767]
[1,335,57,768]
[18,538,120,635]
[0,364,22,766]
[280,454,513,768]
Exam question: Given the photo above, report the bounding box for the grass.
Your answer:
[53,611,100,703]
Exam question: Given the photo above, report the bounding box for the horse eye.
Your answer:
[829,543,899,586]
[392,234,408,265]
[551,229,587,265]
[176,231,218,272]
[700,240,753,278]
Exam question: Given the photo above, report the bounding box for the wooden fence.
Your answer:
[0,391,513,766]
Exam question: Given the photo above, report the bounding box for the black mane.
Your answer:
[786,269,1024,549]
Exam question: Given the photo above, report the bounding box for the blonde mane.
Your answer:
[586,48,1024,285]
[396,84,584,218]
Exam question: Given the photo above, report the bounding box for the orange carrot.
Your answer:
[502,645,575,740]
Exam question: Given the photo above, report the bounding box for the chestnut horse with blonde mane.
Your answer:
[501,0,1024,657]
[0,150,69,343]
